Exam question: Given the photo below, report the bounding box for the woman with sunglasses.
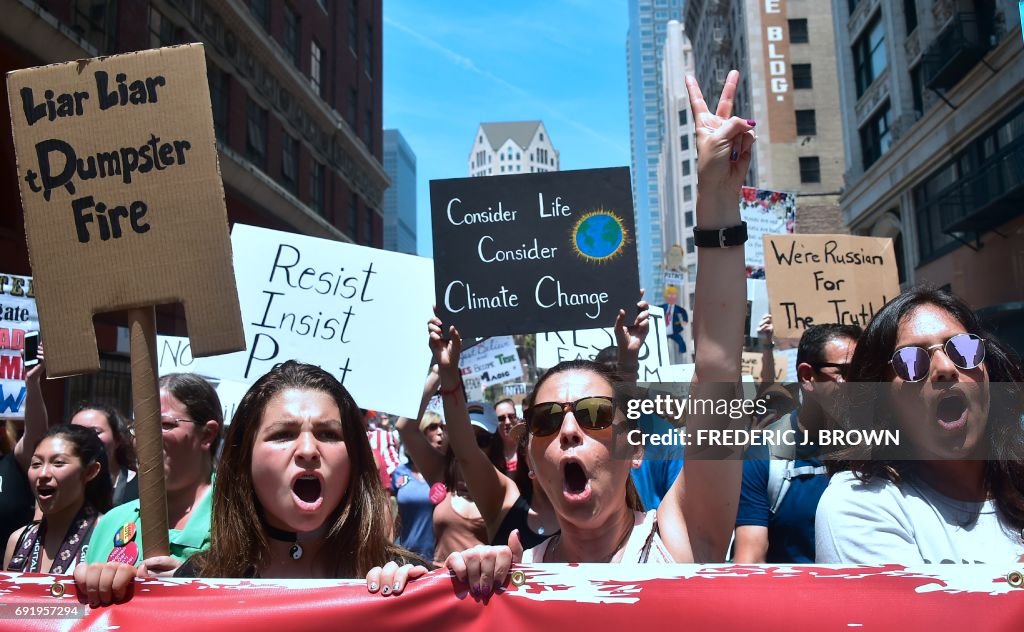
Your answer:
[83,373,221,574]
[369,70,756,595]
[816,287,1024,563]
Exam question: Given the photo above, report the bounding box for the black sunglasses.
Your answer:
[525,396,618,437]
[890,333,986,382]
[812,362,849,379]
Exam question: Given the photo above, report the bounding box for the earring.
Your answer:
[527,470,536,480]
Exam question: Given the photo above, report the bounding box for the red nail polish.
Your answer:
[746,119,756,127]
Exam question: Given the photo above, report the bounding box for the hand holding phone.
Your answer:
[23,331,39,368]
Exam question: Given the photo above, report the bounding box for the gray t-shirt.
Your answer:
[816,471,1024,564]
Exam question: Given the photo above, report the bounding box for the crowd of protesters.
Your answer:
[0,71,1021,610]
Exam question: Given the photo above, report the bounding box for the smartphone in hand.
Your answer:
[23,331,39,368]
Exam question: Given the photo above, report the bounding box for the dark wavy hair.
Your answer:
[71,402,136,472]
[37,424,113,513]
[832,286,1024,529]
[527,359,644,512]
[159,373,223,458]
[189,361,420,578]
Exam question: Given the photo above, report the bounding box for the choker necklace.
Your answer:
[263,523,303,560]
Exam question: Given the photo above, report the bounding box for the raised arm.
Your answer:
[659,70,755,563]
[14,344,54,472]
[613,293,650,384]
[394,365,446,485]
[428,316,518,538]
[757,314,776,386]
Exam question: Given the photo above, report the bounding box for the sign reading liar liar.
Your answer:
[7,44,243,376]
[536,306,670,380]
[431,167,639,340]
[0,274,37,418]
[207,224,435,419]
[763,234,900,339]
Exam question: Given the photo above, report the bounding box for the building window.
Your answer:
[903,0,918,34]
[208,64,229,142]
[910,64,924,118]
[792,64,813,89]
[540,133,544,141]
[349,0,359,52]
[684,210,693,225]
[799,156,821,183]
[148,6,175,48]
[860,102,892,169]
[680,135,689,151]
[72,0,117,53]
[788,19,808,43]
[282,135,298,193]
[363,207,374,244]
[248,0,270,30]
[364,23,373,77]
[349,87,358,126]
[245,98,267,170]
[795,109,817,135]
[283,4,300,66]
[311,161,325,214]
[681,160,691,177]
[310,41,323,96]
[349,193,359,238]
[686,236,694,254]
[683,188,692,204]
[678,109,688,125]
[853,13,886,97]
[364,109,373,151]
[848,0,861,14]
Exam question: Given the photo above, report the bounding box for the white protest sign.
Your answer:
[740,187,796,273]
[0,274,38,419]
[209,224,435,418]
[459,336,522,386]
[747,278,769,338]
[464,374,485,401]
[536,306,670,380]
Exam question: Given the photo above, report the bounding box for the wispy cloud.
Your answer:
[384,15,627,154]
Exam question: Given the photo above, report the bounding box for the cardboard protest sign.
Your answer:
[0,274,38,418]
[459,336,522,387]
[209,224,434,419]
[740,187,796,278]
[536,306,670,380]
[741,351,788,383]
[431,168,639,339]
[7,44,244,377]
[764,234,899,339]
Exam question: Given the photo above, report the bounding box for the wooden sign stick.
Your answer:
[128,306,170,558]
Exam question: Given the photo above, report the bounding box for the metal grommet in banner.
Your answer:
[510,570,526,587]
[50,581,66,598]
[1008,571,1024,588]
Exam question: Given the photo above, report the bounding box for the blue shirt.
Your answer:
[630,414,684,511]
[391,464,434,561]
[735,412,828,563]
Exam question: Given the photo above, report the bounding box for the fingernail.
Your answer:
[369,582,378,591]
[381,585,391,595]
[481,584,491,597]
[730,149,739,162]
[746,119,756,127]
[393,581,402,592]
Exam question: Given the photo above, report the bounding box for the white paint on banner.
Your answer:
[0,274,38,419]
[536,306,669,380]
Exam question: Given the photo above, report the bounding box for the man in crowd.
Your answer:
[494,398,521,472]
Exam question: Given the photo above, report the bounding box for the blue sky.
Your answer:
[382,1,632,257]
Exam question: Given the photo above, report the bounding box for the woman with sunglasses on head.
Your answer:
[83,373,221,575]
[816,288,1024,564]
[369,70,756,595]
[4,424,112,574]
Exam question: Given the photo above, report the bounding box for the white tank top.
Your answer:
[521,510,674,563]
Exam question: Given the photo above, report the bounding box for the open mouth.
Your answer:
[36,485,56,501]
[936,391,968,431]
[292,474,324,510]
[561,459,591,502]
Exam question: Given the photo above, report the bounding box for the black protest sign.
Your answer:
[431,167,639,339]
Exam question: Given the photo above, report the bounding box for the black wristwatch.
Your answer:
[692,222,748,248]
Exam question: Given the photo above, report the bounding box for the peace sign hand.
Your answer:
[685,70,756,203]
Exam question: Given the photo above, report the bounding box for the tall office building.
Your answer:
[831,0,1023,352]
[657,21,697,356]
[626,0,686,300]
[685,0,847,234]
[382,129,417,254]
[467,121,559,177]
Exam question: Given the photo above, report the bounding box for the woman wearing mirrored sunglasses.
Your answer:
[816,287,1024,564]
[367,71,756,597]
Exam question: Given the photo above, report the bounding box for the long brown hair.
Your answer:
[190,361,419,577]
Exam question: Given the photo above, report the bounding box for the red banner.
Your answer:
[2,564,1022,631]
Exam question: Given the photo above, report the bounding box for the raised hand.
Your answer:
[685,71,756,205]
[428,310,463,386]
[614,290,650,366]
[757,314,774,345]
